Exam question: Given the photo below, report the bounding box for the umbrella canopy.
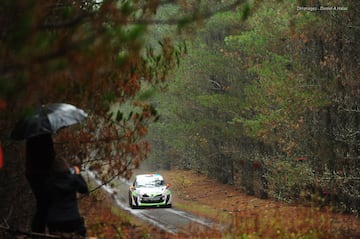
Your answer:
[11,103,88,140]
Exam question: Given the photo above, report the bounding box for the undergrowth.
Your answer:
[161,170,360,239]
[224,208,335,239]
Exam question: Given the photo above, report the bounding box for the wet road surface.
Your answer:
[87,171,222,235]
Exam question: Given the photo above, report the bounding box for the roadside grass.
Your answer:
[223,207,335,239]
[161,170,360,239]
[172,195,337,239]
[174,200,231,223]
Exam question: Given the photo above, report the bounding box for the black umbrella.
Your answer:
[11,103,88,140]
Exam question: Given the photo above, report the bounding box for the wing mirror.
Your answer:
[166,183,170,189]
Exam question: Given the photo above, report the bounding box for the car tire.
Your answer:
[129,194,134,208]
[129,194,139,209]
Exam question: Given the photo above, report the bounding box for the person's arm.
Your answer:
[70,166,89,194]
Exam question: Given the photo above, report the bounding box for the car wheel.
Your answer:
[129,194,134,208]
[129,194,139,209]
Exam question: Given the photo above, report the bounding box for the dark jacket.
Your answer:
[46,171,89,223]
[25,134,55,233]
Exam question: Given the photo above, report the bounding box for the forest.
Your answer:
[0,0,359,238]
[145,0,360,215]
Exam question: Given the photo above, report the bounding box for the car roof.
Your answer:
[135,174,164,180]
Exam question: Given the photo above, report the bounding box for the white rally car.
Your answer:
[129,174,172,208]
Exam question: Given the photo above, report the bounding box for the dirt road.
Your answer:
[87,171,223,235]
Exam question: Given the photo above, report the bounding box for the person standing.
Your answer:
[46,157,89,238]
[25,134,55,233]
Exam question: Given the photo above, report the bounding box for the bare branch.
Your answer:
[39,12,91,30]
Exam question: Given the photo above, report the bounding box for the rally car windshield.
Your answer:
[136,178,165,188]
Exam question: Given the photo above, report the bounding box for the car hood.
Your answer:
[136,187,166,196]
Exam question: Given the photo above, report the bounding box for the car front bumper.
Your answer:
[130,193,172,207]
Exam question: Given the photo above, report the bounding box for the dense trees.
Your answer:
[0,0,245,236]
[146,0,359,214]
[0,0,358,236]
[0,0,248,179]
[0,0,184,178]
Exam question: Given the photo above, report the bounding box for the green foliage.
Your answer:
[224,0,331,154]
[0,0,194,184]
[225,1,291,55]
[264,158,315,202]
[146,5,249,175]
[241,2,251,21]
[145,0,360,217]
